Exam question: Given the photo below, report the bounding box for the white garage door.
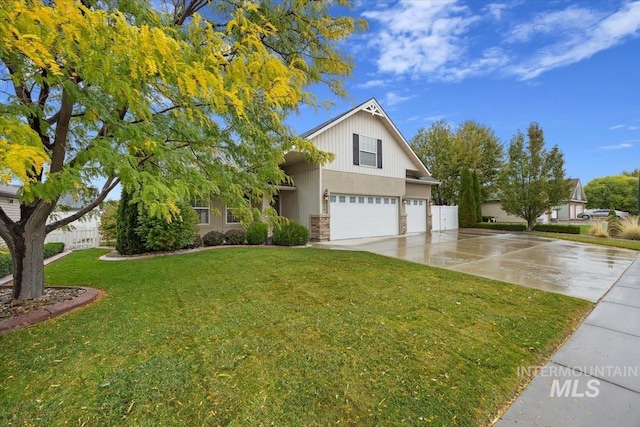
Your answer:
[330,194,399,240]
[406,199,427,233]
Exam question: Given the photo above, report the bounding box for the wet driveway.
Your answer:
[318,230,639,302]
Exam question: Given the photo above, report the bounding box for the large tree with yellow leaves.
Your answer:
[0,0,361,299]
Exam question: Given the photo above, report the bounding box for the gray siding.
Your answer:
[0,196,20,221]
[281,162,320,230]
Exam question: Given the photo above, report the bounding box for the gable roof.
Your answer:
[568,178,587,202]
[0,184,20,198]
[300,98,431,177]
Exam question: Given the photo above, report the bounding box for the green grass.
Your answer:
[0,248,591,426]
[533,231,640,251]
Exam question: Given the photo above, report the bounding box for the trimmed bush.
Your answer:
[0,253,11,277]
[185,234,203,249]
[203,231,224,246]
[474,222,527,231]
[44,242,66,258]
[224,229,245,245]
[533,224,581,234]
[273,221,309,246]
[116,188,145,255]
[245,222,268,245]
[135,201,199,252]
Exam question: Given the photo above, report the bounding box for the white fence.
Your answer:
[45,227,101,250]
[431,205,459,232]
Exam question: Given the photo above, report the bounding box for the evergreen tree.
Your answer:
[116,189,144,255]
[458,168,477,228]
[472,169,482,222]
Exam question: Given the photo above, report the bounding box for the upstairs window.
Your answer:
[353,134,382,168]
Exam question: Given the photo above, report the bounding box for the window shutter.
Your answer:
[377,139,382,168]
[353,134,359,165]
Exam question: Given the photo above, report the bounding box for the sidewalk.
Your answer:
[496,253,640,426]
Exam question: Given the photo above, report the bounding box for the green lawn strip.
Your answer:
[0,248,591,426]
[532,231,640,251]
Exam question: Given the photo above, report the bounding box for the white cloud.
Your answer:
[597,143,633,150]
[384,91,415,106]
[362,0,480,76]
[508,2,640,80]
[610,124,640,130]
[361,0,640,82]
[485,2,509,21]
[610,124,626,130]
[356,79,387,89]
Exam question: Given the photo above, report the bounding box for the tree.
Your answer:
[0,0,361,299]
[472,169,482,222]
[98,200,119,245]
[499,123,572,231]
[116,189,144,256]
[411,120,503,205]
[584,174,639,215]
[458,168,477,228]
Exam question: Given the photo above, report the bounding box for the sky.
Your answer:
[287,0,640,185]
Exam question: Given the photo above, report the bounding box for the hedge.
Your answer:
[474,222,527,231]
[533,224,581,234]
[0,242,66,278]
[273,221,309,246]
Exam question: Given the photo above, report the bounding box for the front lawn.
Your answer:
[0,248,591,426]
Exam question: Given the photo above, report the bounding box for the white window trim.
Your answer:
[193,204,210,225]
[225,206,240,224]
[358,134,378,168]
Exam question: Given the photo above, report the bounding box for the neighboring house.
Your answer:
[0,183,20,222]
[556,178,587,220]
[45,194,102,249]
[197,98,439,241]
[482,178,585,223]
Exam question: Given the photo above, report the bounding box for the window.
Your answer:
[8,199,15,205]
[330,195,336,202]
[225,207,240,224]
[368,197,374,204]
[391,198,396,205]
[350,196,356,203]
[384,198,389,204]
[419,200,424,206]
[375,197,381,204]
[358,197,365,204]
[353,134,382,168]
[192,201,210,225]
[339,195,346,203]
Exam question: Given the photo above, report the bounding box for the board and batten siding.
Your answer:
[311,110,417,179]
[281,162,320,230]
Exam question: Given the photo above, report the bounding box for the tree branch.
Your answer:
[46,177,120,233]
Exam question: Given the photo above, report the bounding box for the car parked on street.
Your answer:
[578,209,629,220]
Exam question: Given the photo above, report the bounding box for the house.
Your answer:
[481,178,586,223]
[197,99,439,241]
[556,178,587,220]
[0,183,20,221]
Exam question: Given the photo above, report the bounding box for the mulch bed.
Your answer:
[0,287,86,321]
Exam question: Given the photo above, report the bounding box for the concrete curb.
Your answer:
[0,287,102,335]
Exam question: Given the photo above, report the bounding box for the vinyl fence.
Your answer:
[45,227,101,250]
[431,205,459,232]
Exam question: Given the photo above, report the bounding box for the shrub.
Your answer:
[185,234,203,249]
[245,222,268,245]
[618,216,640,240]
[224,229,245,245]
[99,200,119,246]
[0,253,11,277]
[607,211,621,237]
[474,222,527,231]
[533,224,581,234]
[273,221,309,246]
[203,231,224,246]
[135,201,199,252]
[587,221,609,238]
[116,189,145,255]
[44,242,65,258]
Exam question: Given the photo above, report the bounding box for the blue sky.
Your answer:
[288,0,640,185]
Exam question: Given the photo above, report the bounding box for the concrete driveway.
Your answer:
[317,230,639,302]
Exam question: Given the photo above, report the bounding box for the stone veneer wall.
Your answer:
[400,213,407,235]
[310,214,330,241]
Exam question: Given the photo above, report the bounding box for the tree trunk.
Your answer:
[10,223,46,300]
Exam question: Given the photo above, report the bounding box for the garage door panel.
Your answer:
[406,199,427,233]
[330,194,398,240]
